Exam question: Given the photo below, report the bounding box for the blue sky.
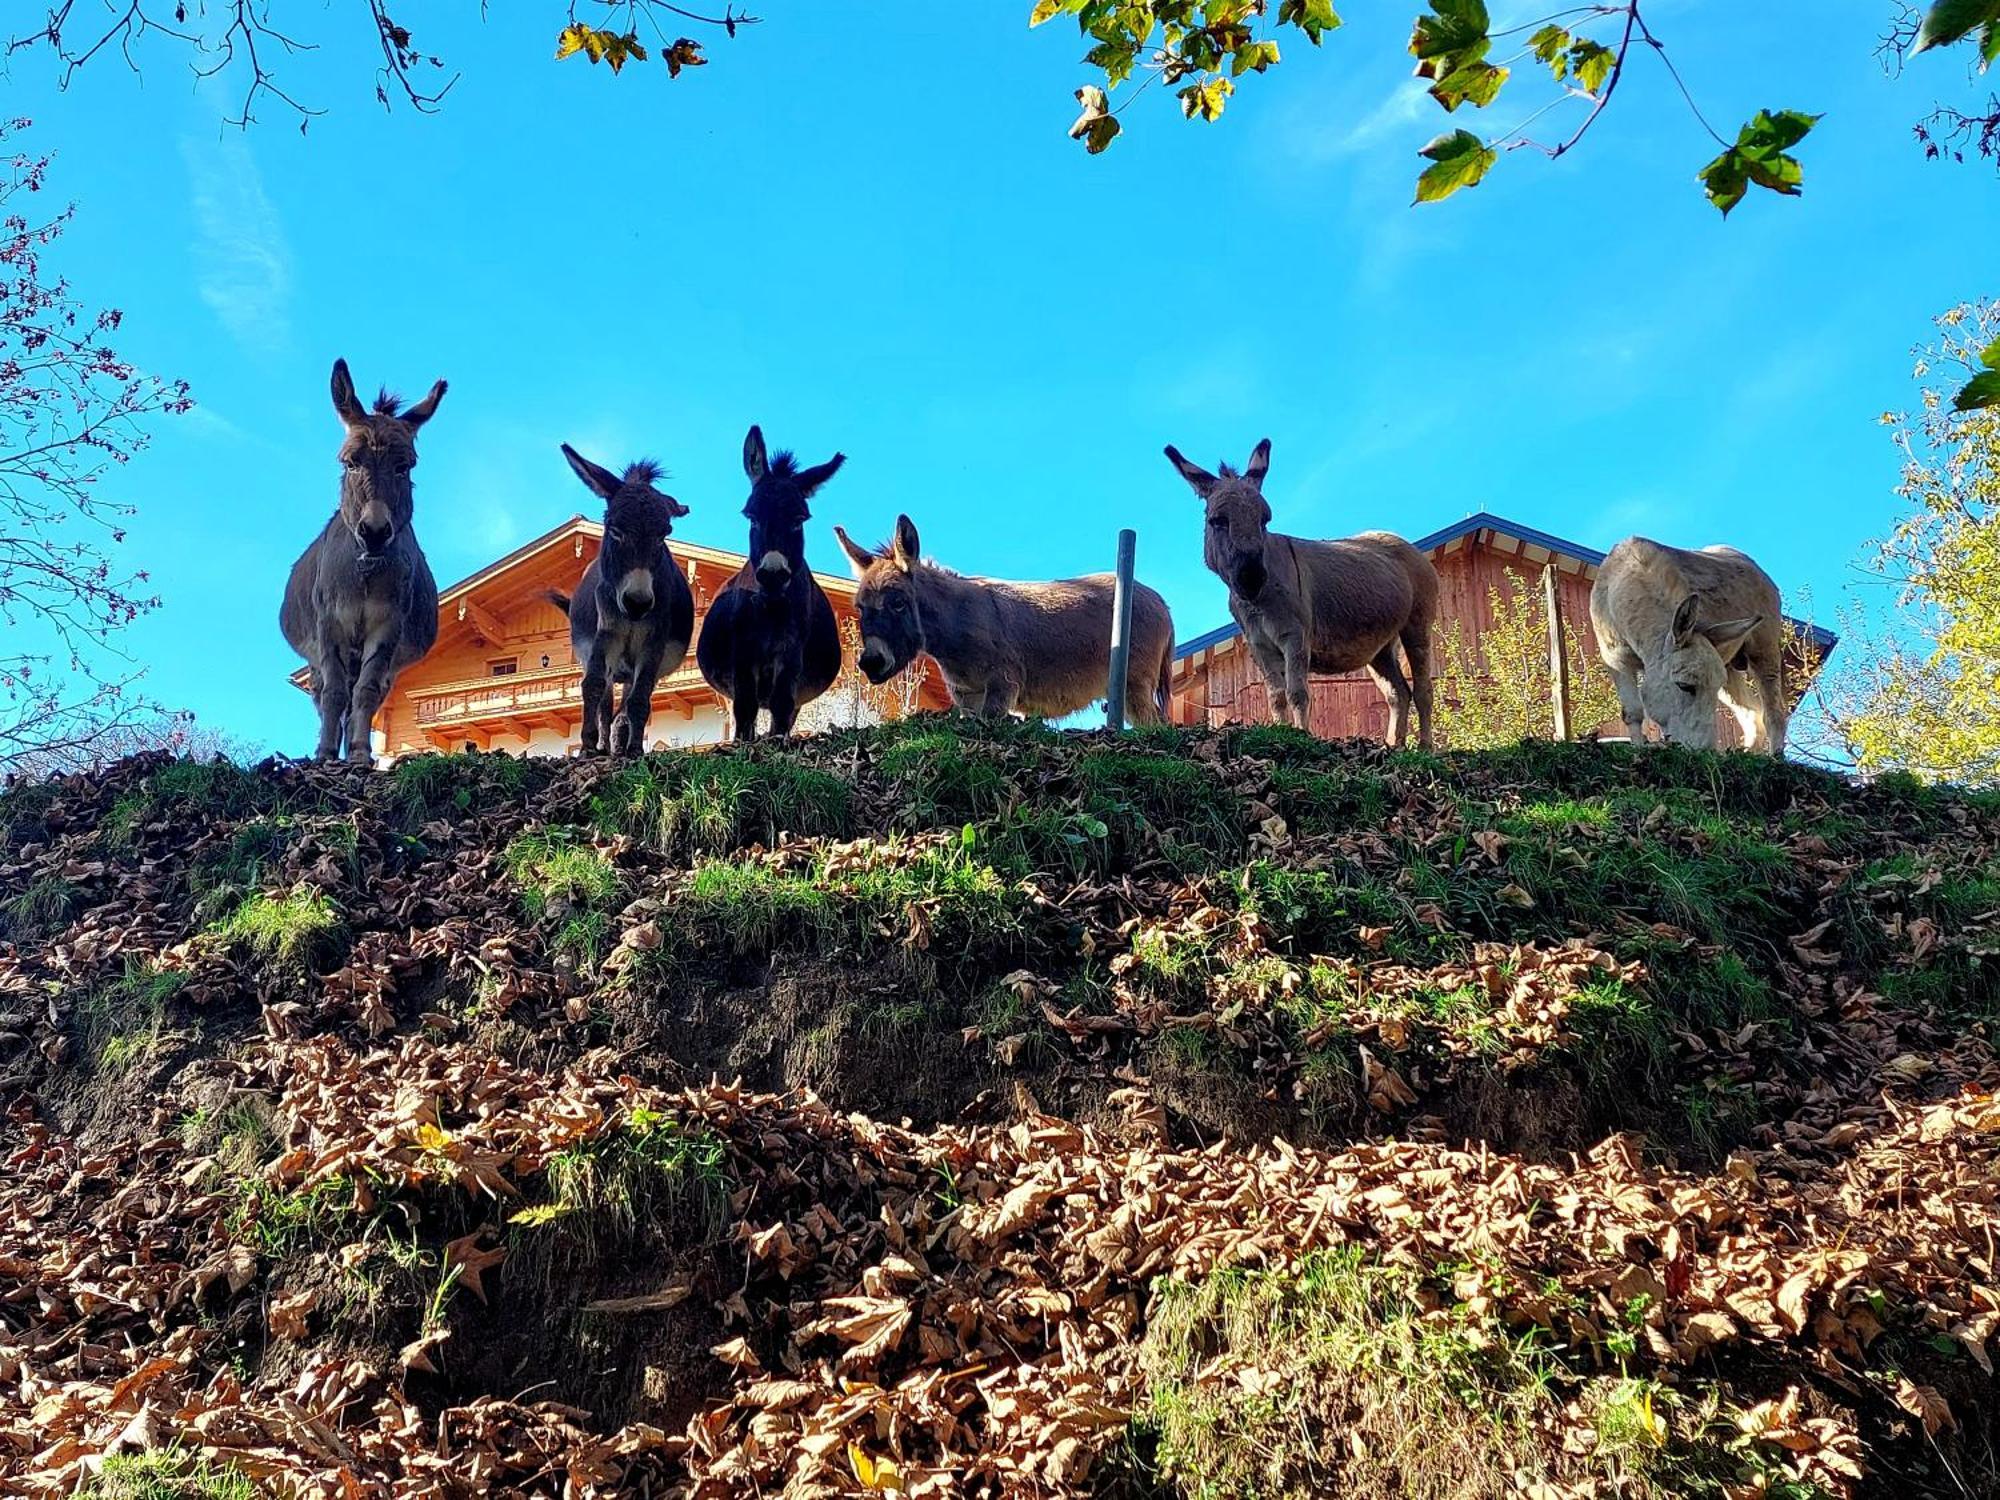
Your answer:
[10,4,1997,753]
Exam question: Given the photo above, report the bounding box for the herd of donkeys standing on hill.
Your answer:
[282,359,1794,765]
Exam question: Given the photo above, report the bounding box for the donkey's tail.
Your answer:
[1156,637,1174,723]
[544,588,571,618]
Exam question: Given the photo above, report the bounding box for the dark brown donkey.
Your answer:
[1165,438,1438,747]
[548,446,696,757]
[280,359,447,762]
[694,426,844,741]
[833,514,1175,723]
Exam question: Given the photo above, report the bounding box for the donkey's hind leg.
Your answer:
[1400,624,1435,750]
[1365,645,1414,748]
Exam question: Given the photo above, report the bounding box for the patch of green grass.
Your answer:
[0,874,79,942]
[75,960,187,1076]
[1078,750,1243,862]
[1140,1248,1562,1500]
[1127,924,1216,993]
[228,1175,363,1256]
[672,860,834,953]
[877,730,1012,824]
[504,830,620,920]
[0,779,60,847]
[145,759,274,819]
[78,1447,258,1500]
[190,815,296,914]
[591,753,851,855]
[386,751,535,824]
[513,1106,729,1269]
[1240,863,1447,963]
[208,887,346,973]
[1267,765,1390,835]
[1222,722,1332,766]
[975,803,1116,879]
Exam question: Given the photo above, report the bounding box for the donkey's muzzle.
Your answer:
[858,651,894,684]
[620,591,655,619]
[357,522,394,557]
[755,551,793,592]
[1234,558,1267,599]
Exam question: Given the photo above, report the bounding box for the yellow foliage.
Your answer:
[1431,566,1621,750]
[1822,300,2000,785]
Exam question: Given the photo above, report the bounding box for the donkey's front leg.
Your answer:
[1281,638,1314,733]
[579,653,611,757]
[1246,635,1292,726]
[612,656,662,758]
[731,685,762,744]
[346,639,399,765]
[765,669,802,740]
[1608,657,1646,744]
[312,642,354,762]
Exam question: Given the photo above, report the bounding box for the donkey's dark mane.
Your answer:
[622,459,665,487]
[861,538,959,577]
[766,450,801,479]
[1217,460,1241,478]
[372,388,404,416]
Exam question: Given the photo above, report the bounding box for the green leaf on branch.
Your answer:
[1698,109,1820,216]
[1278,0,1342,45]
[1232,40,1282,76]
[1410,0,1492,82]
[1028,0,1077,26]
[1954,336,2000,410]
[1179,76,1235,122]
[1414,127,1496,202]
[1069,84,1122,152]
[1569,39,1616,95]
[1429,59,1508,111]
[1529,24,1571,80]
[1910,0,2000,56]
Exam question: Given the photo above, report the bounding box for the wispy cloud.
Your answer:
[1291,81,1433,164]
[181,136,293,353]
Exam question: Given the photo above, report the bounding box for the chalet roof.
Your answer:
[1173,510,1838,662]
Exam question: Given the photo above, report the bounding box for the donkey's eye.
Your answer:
[1207,515,1227,529]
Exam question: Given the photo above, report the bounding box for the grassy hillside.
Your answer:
[1,721,1996,1498]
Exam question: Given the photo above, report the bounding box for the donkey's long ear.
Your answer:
[331,359,367,428]
[833,525,874,576]
[1700,612,1764,645]
[1670,594,1701,645]
[795,453,847,498]
[1245,438,1271,488]
[561,443,621,501]
[743,426,769,483]
[401,379,448,431]
[1164,444,1218,498]
[892,514,920,574]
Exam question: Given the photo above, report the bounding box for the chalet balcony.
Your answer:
[410,661,714,731]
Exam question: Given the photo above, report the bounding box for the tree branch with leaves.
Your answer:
[0,118,191,777]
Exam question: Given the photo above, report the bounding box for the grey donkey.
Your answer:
[1165,438,1438,747]
[280,358,447,763]
[548,445,695,757]
[833,514,1175,723]
[1589,537,1786,754]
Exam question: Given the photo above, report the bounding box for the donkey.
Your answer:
[547,446,695,757]
[280,358,447,763]
[694,426,844,741]
[1165,438,1438,747]
[832,514,1176,723]
[1589,537,1787,755]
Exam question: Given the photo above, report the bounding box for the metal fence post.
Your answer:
[1106,528,1137,731]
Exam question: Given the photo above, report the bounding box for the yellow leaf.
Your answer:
[1029,0,1070,24]
[412,1122,453,1153]
[555,22,591,60]
[848,1442,904,1492]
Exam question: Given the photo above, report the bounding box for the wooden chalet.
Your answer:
[1168,512,1835,745]
[289,516,951,761]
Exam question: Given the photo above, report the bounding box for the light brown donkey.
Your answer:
[833,515,1176,723]
[1165,438,1438,747]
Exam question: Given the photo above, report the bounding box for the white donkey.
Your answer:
[1589,537,1788,755]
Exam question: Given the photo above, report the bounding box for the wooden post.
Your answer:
[1544,564,1571,741]
[1106,528,1137,731]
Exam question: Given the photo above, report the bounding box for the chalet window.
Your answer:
[488,658,518,677]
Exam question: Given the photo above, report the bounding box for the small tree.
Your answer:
[1431,565,1620,750]
[1818,300,2000,785]
[0,118,192,777]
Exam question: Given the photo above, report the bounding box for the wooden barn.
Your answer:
[1167,512,1835,745]
[288,516,951,761]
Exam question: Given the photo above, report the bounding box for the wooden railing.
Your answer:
[412,662,711,727]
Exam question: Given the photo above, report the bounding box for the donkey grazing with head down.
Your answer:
[694,426,845,742]
[1165,438,1438,748]
[548,445,695,757]
[833,514,1176,723]
[280,359,447,763]
[1589,536,1787,755]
